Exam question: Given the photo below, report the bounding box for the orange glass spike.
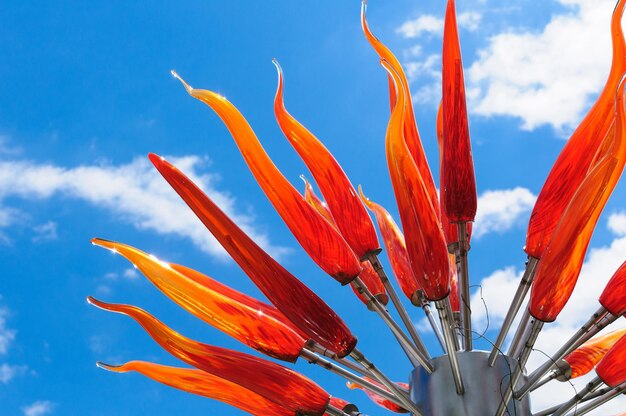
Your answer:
[383,60,451,301]
[273,60,379,258]
[564,328,626,379]
[358,186,421,304]
[303,176,336,226]
[89,298,329,415]
[98,361,294,416]
[596,333,626,387]
[449,253,460,313]
[529,76,626,322]
[441,0,477,223]
[361,2,439,217]
[525,0,626,258]
[90,239,305,362]
[599,260,626,316]
[150,154,358,357]
[171,71,361,283]
[347,378,410,413]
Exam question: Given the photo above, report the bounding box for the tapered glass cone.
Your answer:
[273,60,379,258]
[597,333,626,387]
[529,76,626,322]
[89,299,329,415]
[565,328,626,379]
[599,260,626,315]
[347,378,410,413]
[525,0,626,258]
[441,0,477,223]
[383,61,451,301]
[98,361,294,416]
[170,71,361,283]
[149,154,357,357]
[361,2,439,215]
[90,239,305,362]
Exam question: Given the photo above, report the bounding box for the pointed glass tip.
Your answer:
[170,70,193,93]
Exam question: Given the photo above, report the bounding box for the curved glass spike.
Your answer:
[347,378,410,413]
[441,0,477,223]
[529,76,626,322]
[90,239,305,362]
[149,154,358,357]
[596,333,626,387]
[170,71,361,284]
[599,260,626,316]
[358,186,421,304]
[565,328,626,379]
[383,60,451,301]
[273,60,379,258]
[98,361,294,416]
[525,0,626,258]
[302,178,388,307]
[89,298,329,415]
[361,2,439,216]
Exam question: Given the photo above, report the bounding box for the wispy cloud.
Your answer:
[22,401,55,416]
[32,221,58,242]
[473,187,536,238]
[0,306,16,355]
[0,363,27,384]
[396,11,482,38]
[608,211,626,236]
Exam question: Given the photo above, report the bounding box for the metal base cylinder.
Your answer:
[410,351,532,416]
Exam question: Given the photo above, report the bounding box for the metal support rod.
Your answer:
[488,256,539,366]
[495,319,544,416]
[304,341,377,380]
[299,349,410,410]
[551,376,603,416]
[532,386,612,416]
[435,298,465,395]
[350,348,424,416]
[516,306,617,399]
[457,222,472,351]
[423,301,447,351]
[366,253,431,360]
[325,405,352,416]
[530,370,559,392]
[508,307,532,358]
[352,276,434,373]
[561,382,626,416]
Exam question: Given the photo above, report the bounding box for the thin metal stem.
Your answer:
[435,298,465,395]
[560,382,626,416]
[551,376,603,416]
[350,348,423,416]
[352,276,434,372]
[530,370,559,392]
[516,306,616,399]
[457,222,472,351]
[366,253,431,360]
[508,307,532,358]
[488,256,539,366]
[325,404,352,416]
[422,300,447,351]
[304,341,376,380]
[532,386,612,416]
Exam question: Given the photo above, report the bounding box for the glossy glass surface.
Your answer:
[347,378,410,413]
[564,328,626,378]
[150,154,357,357]
[596,333,626,387]
[449,253,460,313]
[171,73,361,283]
[98,361,294,416]
[599,260,626,316]
[89,299,329,415]
[359,186,421,303]
[441,0,477,223]
[529,77,626,322]
[383,61,451,301]
[361,3,439,216]
[274,61,379,258]
[525,0,626,258]
[90,239,304,361]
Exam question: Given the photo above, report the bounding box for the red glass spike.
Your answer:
[441,0,477,223]
[150,154,357,357]
[599,260,626,316]
[89,299,329,415]
[361,3,439,217]
[529,76,626,322]
[170,72,361,283]
[596,333,626,387]
[273,61,379,258]
[347,378,410,413]
[383,61,451,301]
[303,177,336,226]
[359,186,421,304]
[98,361,294,416]
[525,0,626,258]
[90,239,305,362]
[564,328,626,379]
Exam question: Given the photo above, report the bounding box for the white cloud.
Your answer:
[0,156,288,260]
[457,12,482,32]
[32,221,58,242]
[468,0,616,131]
[473,187,536,238]
[22,401,55,416]
[0,364,27,384]
[608,211,626,236]
[396,12,483,38]
[0,306,16,355]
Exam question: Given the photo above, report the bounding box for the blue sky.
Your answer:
[1,0,626,415]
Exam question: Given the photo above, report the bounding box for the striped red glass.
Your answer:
[564,328,626,379]
[599,260,626,316]
[348,377,410,413]
[596,333,626,387]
